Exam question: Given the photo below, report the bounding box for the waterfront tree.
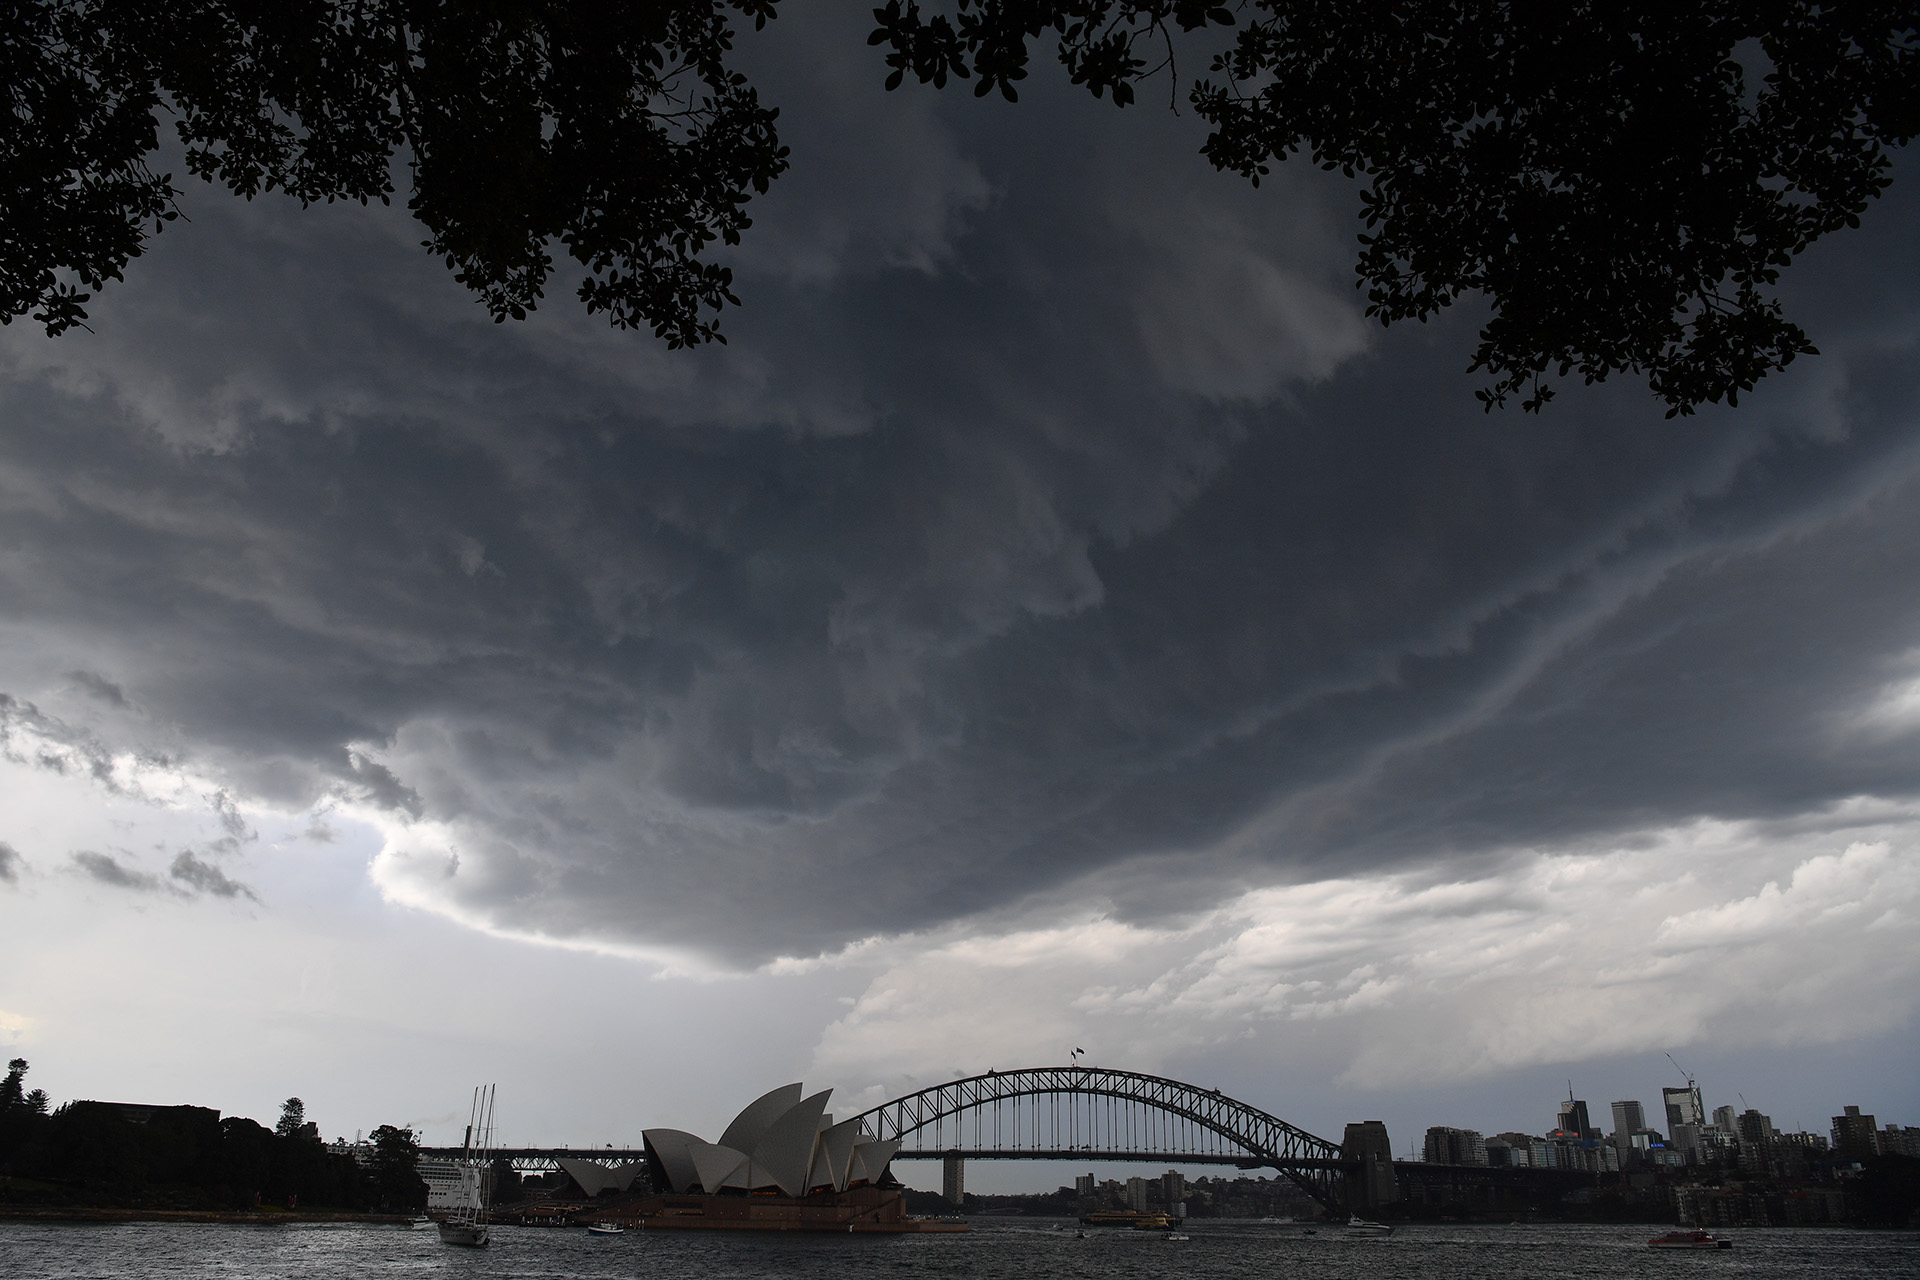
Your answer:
[368,1123,429,1211]
[274,1096,319,1142]
[0,1058,25,1110]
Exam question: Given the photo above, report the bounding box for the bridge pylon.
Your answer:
[941,1152,964,1206]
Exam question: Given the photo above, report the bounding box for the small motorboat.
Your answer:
[1163,1231,1190,1241]
[409,1214,434,1230]
[587,1222,626,1236]
[1345,1216,1393,1237]
[1649,1229,1732,1250]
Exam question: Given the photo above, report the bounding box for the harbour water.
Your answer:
[2,1218,1917,1280]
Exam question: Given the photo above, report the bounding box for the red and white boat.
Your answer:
[1649,1229,1732,1249]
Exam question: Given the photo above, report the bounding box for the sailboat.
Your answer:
[438,1085,496,1248]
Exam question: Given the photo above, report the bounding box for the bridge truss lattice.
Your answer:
[847,1066,1347,1210]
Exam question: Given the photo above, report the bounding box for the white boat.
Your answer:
[1345,1216,1393,1237]
[409,1214,434,1230]
[438,1085,497,1249]
[587,1222,626,1236]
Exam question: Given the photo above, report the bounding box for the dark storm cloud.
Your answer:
[0,841,22,883]
[1,4,1917,962]
[68,846,260,902]
[168,850,261,902]
[71,850,161,892]
[66,670,128,707]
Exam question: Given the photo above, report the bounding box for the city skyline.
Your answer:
[1,2,1917,1196]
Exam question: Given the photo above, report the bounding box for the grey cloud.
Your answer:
[341,752,423,818]
[211,790,254,843]
[725,4,994,287]
[0,695,123,791]
[1,7,1918,964]
[71,850,161,892]
[0,841,22,883]
[66,670,128,706]
[169,850,261,903]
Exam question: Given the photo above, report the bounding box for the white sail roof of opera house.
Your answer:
[643,1084,902,1198]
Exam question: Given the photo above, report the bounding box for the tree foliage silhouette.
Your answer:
[4,1,1915,414]
[368,1123,428,1210]
[3,0,787,346]
[0,1059,27,1111]
[874,0,1919,414]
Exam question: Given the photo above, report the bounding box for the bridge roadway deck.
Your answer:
[890,1150,1344,1169]
[419,1146,1346,1172]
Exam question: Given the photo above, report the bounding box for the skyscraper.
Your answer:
[1611,1100,1647,1140]
[1736,1111,1774,1146]
[1424,1127,1489,1166]
[1712,1105,1738,1136]
[1558,1093,1594,1140]
[1832,1106,1880,1160]
[1663,1082,1704,1133]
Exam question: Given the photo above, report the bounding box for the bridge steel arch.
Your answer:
[847,1066,1350,1211]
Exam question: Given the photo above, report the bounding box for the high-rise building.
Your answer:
[1075,1173,1095,1197]
[1712,1105,1738,1136]
[1881,1126,1920,1159]
[1125,1176,1150,1212]
[1558,1093,1594,1140]
[1832,1106,1880,1159]
[1611,1100,1646,1142]
[1160,1170,1185,1206]
[1736,1110,1775,1145]
[1663,1083,1704,1134]
[1423,1126,1489,1166]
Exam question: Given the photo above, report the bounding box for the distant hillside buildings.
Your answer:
[1413,1077,1913,1187]
[1422,1126,1488,1166]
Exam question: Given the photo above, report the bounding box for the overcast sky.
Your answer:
[1,4,1916,1191]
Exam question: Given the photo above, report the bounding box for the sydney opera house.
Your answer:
[636,1083,961,1232]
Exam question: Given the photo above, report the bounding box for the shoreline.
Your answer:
[0,1206,415,1226]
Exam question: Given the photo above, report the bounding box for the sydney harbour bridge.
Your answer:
[430,1065,1398,1212]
